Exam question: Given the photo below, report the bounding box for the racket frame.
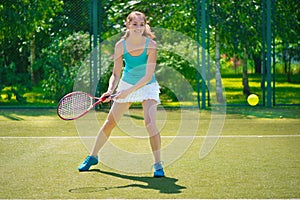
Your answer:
[57,91,114,120]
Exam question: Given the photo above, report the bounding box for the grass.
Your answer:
[0,87,56,107]
[1,74,299,107]
[221,74,300,105]
[0,107,300,199]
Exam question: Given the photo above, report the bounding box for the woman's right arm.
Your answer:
[101,40,123,100]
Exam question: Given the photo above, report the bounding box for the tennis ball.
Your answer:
[247,94,259,106]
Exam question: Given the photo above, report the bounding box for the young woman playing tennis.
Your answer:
[78,11,164,177]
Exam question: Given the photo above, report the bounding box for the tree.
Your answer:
[209,0,262,96]
[276,0,300,82]
[210,0,227,102]
[0,0,64,84]
[41,32,90,100]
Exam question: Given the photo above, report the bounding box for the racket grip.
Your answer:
[100,94,116,102]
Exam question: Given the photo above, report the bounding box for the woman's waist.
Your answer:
[121,73,156,85]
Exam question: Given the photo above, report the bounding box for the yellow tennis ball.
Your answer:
[247,94,259,106]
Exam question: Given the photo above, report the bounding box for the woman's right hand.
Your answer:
[100,91,113,103]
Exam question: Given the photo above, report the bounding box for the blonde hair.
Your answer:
[122,11,156,39]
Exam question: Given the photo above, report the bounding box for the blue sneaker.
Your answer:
[153,162,165,177]
[78,156,98,171]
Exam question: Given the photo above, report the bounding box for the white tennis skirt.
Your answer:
[115,80,161,104]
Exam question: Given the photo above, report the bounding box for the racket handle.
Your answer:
[100,94,116,102]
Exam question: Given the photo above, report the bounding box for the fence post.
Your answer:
[201,0,207,109]
[196,0,201,109]
[261,0,265,106]
[206,0,211,107]
[272,0,276,106]
[266,0,272,107]
[93,0,98,96]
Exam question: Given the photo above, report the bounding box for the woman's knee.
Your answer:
[103,118,117,131]
[145,120,159,137]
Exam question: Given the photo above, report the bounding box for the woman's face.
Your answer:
[127,16,145,36]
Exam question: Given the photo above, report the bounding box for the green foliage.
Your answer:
[0,61,31,103]
[0,0,64,73]
[41,32,90,100]
[1,0,300,105]
[210,0,262,58]
[157,50,197,101]
[0,0,64,41]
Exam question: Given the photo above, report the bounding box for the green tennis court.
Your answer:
[1,108,299,199]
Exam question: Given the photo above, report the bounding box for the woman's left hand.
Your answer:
[115,89,131,100]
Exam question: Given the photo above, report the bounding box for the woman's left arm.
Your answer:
[117,40,157,98]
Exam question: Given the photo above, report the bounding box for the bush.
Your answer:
[0,60,31,103]
[41,31,90,101]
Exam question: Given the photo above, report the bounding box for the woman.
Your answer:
[78,11,164,177]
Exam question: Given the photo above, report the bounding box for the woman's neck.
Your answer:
[126,35,145,45]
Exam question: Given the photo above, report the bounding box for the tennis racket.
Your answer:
[57,91,115,120]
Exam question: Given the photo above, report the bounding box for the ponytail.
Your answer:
[144,24,156,39]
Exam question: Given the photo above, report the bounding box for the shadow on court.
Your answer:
[69,169,186,194]
[0,113,24,121]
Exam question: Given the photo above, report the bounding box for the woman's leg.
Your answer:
[142,100,161,163]
[90,102,131,156]
[78,102,131,171]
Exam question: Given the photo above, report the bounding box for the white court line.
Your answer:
[0,135,299,139]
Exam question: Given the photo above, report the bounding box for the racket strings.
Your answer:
[59,93,93,119]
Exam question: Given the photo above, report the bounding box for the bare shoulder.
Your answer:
[115,39,124,55]
[115,39,124,49]
[148,39,157,49]
[147,39,157,55]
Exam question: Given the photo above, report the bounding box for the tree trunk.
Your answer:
[242,48,250,95]
[29,37,36,84]
[253,53,262,74]
[287,56,291,82]
[283,42,292,82]
[283,42,288,74]
[215,29,224,103]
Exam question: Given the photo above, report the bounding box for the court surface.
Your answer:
[0,108,299,199]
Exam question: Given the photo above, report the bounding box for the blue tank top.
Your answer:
[121,38,156,85]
